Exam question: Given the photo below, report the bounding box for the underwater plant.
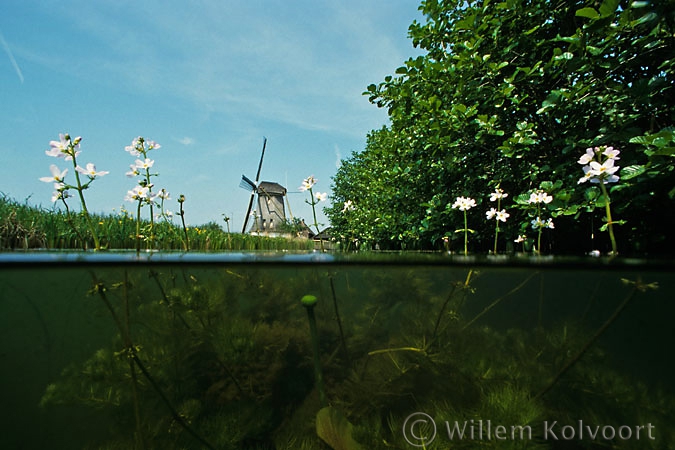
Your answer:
[29,263,671,449]
[301,294,327,407]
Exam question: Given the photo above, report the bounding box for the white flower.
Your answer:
[51,189,71,203]
[578,146,621,184]
[514,235,526,243]
[134,158,155,170]
[528,191,553,204]
[587,159,619,185]
[489,189,508,202]
[157,188,171,200]
[602,146,620,160]
[40,164,68,183]
[314,192,328,202]
[531,217,554,229]
[496,210,510,222]
[342,200,355,212]
[299,175,317,192]
[452,196,476,211]
[124,186,150,202]
[578,165,594,184]
[125,137,142,156]
[487,207,510,222]
[578,148,596,165]
[126,164,140,177]
[76,163,109,178]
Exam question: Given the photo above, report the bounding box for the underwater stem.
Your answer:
[329,275,349,363]
[123,272,146,450]
[89,273,217,450]
[463,272,539,330]
[463,210,468,256]
[135,199,142,254]
[367,346,427,356]
[431,283,458,344]
[431,269,475,344]
[538,282,642,398]
[302,295,327,407]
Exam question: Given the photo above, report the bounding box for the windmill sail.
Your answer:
[239,174,256,191]
[241,138,267,233]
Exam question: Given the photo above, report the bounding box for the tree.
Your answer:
[328,0,675,254]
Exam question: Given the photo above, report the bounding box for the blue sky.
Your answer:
[0,0,423,229]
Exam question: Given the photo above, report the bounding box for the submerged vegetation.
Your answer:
[2,262,666,449]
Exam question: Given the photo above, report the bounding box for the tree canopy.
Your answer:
[327,0,675,254]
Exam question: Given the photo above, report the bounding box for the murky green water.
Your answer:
[1,253,673,449]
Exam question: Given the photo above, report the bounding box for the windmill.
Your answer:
[239,138,289,233]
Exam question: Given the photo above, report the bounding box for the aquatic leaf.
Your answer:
[316,407,364,450]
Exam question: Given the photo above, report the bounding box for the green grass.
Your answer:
[0,194,314,251]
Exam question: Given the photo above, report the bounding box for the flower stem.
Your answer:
[463,210,468,256]
[70,154,101,250]
[135,199,142,254]
[598,182,618,255]
[492,198,501,254]
[178,196,189,251]
[308,187,324,251]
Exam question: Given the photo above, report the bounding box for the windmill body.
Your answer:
[249,181,287,233]
[239,138,290,235]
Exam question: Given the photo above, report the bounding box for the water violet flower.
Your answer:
[576,145,621,254]
[76,163,109,179]
[452,196,476,255]
[452,196,476,211]
[299,176,317,192]
[528,190,553,204]
[40,164,68,184]
[487,188,509,253]
[489,188,508,202]
[42,133,103,249]
[135,158,155,170]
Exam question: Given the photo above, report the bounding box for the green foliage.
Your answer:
[328,0,675,254]
[0,194,313,251]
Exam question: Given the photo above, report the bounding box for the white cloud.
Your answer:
[177,136,194,146]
